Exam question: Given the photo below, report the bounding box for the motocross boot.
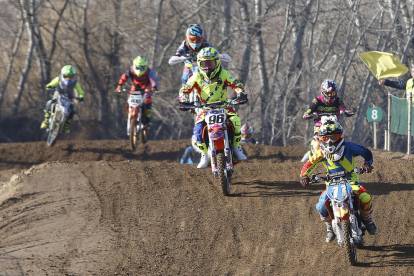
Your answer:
[146,109,152,127]
[64,119,72,134]
[232,145,247,161]
[40,110,51,129]
[325,222,335,243]
[361,217,378,235]
[197,142,209,169]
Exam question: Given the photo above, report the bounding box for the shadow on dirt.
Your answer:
[364,182,414,196]
[357,244,414,267]
[231,181,322,197]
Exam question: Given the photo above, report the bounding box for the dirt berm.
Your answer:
[1,140,414,275]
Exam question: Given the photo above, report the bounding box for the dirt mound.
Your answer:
[1,140,414,275]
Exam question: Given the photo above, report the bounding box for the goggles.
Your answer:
[323,90,337,97]
[63,75,74,80]
[201,60,215,69]
[135,66,146,71]
[319,133,341,144]
[242,133,252,139]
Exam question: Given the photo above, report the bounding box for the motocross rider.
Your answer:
[116,55,158,126]
[241,124,259,144]
[179,47,248,168]
[175,24,212,85]
[40,65,84,134]
[302,79,354,161]
[300,119,378,243]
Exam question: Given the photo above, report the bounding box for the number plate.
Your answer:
[206,112,226,125]
[128,94,143,105]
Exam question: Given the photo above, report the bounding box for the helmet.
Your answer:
[318,118,345,161]
[186,24,204,50]
[60,65,76,86]
[320,79,338,105]
[241,124,253,139]
[132,56,148,77]
[197,47,221,79]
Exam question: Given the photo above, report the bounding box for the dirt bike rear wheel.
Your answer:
[47,122,60,147]
[129,119,138,151]
[217,152,230,196]
[342,220,358,266]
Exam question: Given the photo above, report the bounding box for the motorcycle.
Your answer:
[301,111,353,162]
[310,168,369,265]
[116,88,156,151]
[179,97,246,196]
[46,89,82,147]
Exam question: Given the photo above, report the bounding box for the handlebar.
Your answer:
[309,167,373,184]
[115,88,159,94]
[179,97,247,111]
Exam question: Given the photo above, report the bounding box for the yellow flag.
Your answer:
[359,51,408,79]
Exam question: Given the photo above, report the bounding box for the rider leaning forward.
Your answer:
[116,56,158,126]
[40,65,84,134]
[178,47,248,168]
[300,119,378,243]
[302,79,354,158]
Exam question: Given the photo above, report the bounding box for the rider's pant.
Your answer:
[46,98,76,120]
[315,181,373,221]
[181,62,193,85]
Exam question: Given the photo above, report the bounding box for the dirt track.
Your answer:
[1,140,414,275]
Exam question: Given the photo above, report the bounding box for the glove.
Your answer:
[300,175,310,186]
[344,110,354,117]
[116,85,122,92]
[363,162,372,173]
[303,113,312,120]
[78,97,84,102]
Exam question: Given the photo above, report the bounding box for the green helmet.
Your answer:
[61,65,76,76]
[132,56,148,77]
[197,47,221,79]
[60,65,77,84]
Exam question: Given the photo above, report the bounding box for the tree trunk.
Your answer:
[253,0,270,144]
[13,0,35,116]
[0,20,24,114]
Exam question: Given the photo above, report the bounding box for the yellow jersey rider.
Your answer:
[300,119,378,243]
[179,47,248,168]
[40,65,84,134]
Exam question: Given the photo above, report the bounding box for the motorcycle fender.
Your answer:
[214,138,225,150]
[129,107,138,120]
[334,204,350,221]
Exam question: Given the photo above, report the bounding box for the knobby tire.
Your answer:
[130,119,138,151]
[342,220,358,266]
[217,152,230,196]
[47,122,60,147]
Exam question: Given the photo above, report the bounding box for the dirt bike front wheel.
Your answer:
[129,119,139,151]
[217,152,230,196]
[47,121,60,147]
[342,220,358,266]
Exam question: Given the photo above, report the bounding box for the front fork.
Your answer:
[209,129,233,177]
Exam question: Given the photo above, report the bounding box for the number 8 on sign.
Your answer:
[366,108,382,122]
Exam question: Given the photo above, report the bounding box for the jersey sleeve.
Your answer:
[179,74,202,102]
[175,41,187,56]
[300,148,324,176]
[223,71,245,95]
[148,70,159,88]
[338,98,348,112]
[304,98,319,115]
[118,67,132,85]
[46,77,59,88]
[346,142,373,165]
[74,82,85,98]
